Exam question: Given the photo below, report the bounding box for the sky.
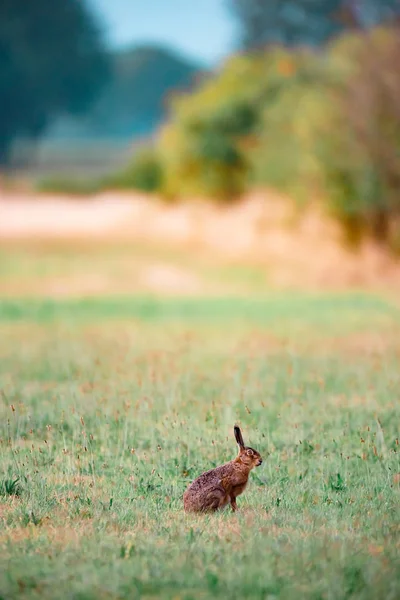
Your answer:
[88,0,238,66]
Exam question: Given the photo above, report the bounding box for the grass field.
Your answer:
[1,228,400,600]
[1,289,400,600]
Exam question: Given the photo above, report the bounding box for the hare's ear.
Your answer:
[234,426,245,448]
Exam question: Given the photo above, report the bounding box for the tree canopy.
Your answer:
[229,0,400,49]
[0,0,110,163]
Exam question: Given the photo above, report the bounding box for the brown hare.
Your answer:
[183,426,262,513]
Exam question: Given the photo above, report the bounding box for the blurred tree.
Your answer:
[229,0,400,49]
[0,0,109,164]
[319,27,400,248]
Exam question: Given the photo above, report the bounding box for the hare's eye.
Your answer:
[246,449,253,456]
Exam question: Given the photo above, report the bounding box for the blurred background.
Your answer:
[1,0,400,297]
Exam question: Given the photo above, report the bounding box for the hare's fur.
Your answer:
[183,426,262,513]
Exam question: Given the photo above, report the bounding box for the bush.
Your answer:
[37,176,102,196]
[158,48,332,202]
[97,26,400,251]
[157,55,267,200]
[159,124,248,201]
[318,27,400,249]
[106,148,164,192]
[249,50,333,203]
[37,148,164,196]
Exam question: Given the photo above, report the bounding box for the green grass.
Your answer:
[0,292,398,324]
[1,295,400,599]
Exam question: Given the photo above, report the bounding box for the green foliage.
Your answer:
[247,49,332,202]
[230,0,344,48]
[0,476,22,497]
[155,48,330,202]
[329,472,346,492]
[106,148,164,193]
[316,28,400,250]
[158,55,266,200]
[0,0,110,163]
[229,0,400,49]
[126,25,400,248]
[36,147,164,195]
[36,176,102,197]
[31,14,400,250]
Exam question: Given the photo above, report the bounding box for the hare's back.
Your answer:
[184,464,232,512]
[186,463,232,493]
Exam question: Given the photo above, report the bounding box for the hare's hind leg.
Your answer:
[205,487,229,511]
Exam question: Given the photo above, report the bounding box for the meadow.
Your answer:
[0,238,400,599]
